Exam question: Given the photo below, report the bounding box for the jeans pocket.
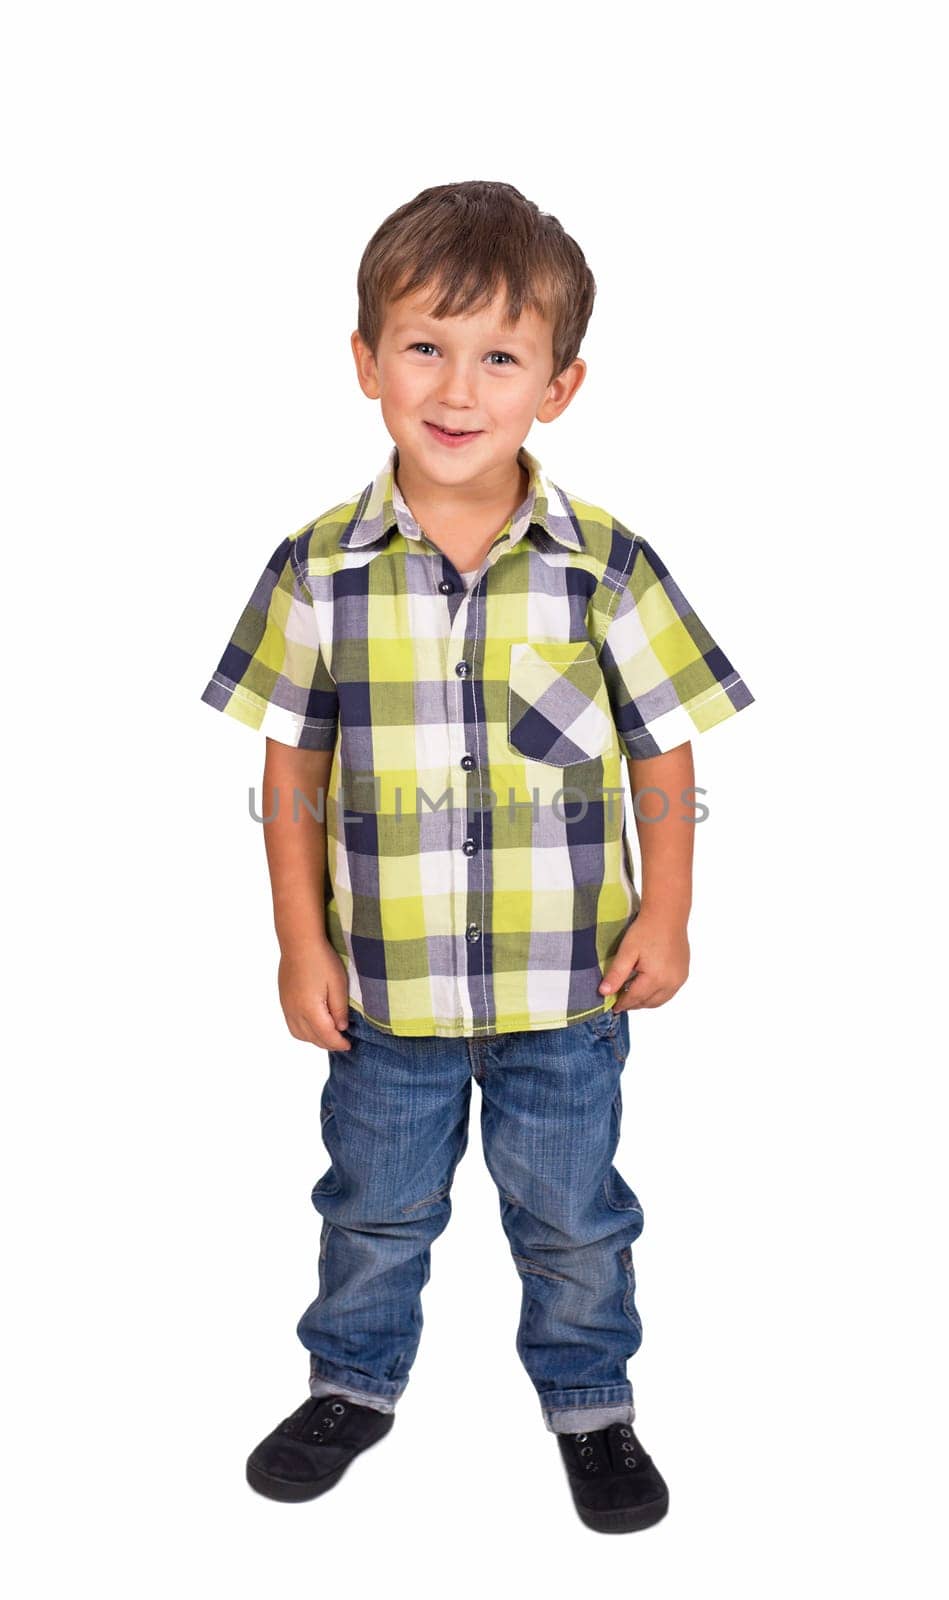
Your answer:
[610,1007,630,1064]
[589,1003,620,1040]
[588,1005,627,1061]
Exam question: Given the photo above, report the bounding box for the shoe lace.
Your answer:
[571,1423,638,1474]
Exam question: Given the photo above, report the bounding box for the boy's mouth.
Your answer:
[424,421,483,447]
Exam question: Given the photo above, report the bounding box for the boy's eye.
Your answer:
[408,343,516,366]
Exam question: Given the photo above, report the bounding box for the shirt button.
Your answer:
[465,923,481,942]
[462,837,477,855]
[460,754,476,771]
[438,579,453,594]
[455,661,470,677]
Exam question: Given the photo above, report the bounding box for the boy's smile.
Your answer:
[422,421,484,448]
[351,282,586,541]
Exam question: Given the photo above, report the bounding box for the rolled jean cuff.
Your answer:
[308,1357,402,1415]
[541,1384,635,1434]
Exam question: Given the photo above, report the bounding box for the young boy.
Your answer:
[199,180,754,1534]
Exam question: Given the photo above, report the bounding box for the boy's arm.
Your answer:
[598,742,695,1011]
[261,738,353,1051]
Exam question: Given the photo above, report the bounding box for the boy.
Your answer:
[199,180,754,1534]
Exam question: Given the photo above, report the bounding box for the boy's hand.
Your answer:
[598,912,690,1011]
[278,941,354,1052]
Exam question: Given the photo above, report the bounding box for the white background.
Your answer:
[3,1,946,1594]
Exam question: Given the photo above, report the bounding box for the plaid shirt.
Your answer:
[200,444,754,1037]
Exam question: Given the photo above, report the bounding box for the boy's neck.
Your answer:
[394,449,530,554]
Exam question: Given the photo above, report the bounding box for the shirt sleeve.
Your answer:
[199,533,339,750]
[597,535,754,758]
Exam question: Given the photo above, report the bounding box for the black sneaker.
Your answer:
[556,1421,669,1534]
[246,1393,395,1502]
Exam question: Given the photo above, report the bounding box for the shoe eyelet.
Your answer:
[620,1426,631,1437]
[580,1445,593,1456]
[585,1462,596,1472]
[332,1402,345,1414]
[625,1457,637,1468]
[575,1433,587,1442]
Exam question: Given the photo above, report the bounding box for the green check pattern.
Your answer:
[200,444,754,1037]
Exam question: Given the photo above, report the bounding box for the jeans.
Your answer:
[296,1003,644,1434]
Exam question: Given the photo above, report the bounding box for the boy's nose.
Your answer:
[434,366,479,405]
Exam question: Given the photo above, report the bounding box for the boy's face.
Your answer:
[351,282,585,489]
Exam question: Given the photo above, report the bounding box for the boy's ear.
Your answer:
[351,329,380,399]
[537,357,587,423]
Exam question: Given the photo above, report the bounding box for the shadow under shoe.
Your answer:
[556,1422,669,1534]
[246,1393,395,1503]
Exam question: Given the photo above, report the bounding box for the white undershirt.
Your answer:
[457,567,480,590]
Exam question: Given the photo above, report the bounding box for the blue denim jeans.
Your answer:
[297,1004,644,1434]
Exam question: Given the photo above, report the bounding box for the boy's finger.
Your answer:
[599,968,627,995]
[328,994,350,1030]
[315,994,352,1050]
[601,965,640,995]
[626,978,664,1009]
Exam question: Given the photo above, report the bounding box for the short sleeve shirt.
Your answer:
[200,444,754,1037]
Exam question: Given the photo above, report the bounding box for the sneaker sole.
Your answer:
[573,1487,670,1534]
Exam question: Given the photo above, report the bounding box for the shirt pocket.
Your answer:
[507,641,615,766]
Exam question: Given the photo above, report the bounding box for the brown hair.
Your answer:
[356,180,596,384]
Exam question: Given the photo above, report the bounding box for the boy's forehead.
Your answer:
[384,288,551,348]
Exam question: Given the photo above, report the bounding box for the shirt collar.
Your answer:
[338,443,585,552]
